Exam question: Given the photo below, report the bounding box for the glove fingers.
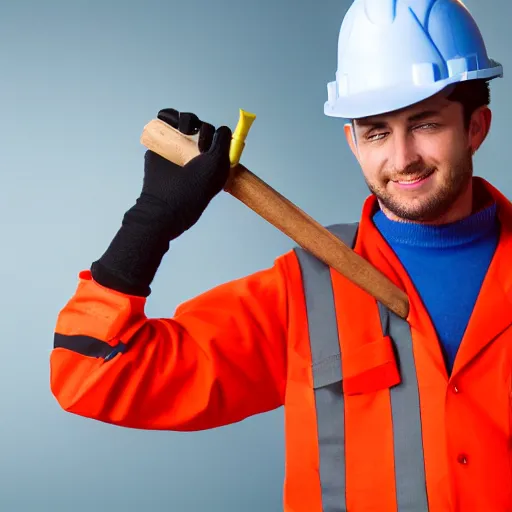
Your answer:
[155,109,231,157]
[198,122,215,153]
[208,125,232,158]
[178,112,201,135]
[157,108,179,128]
[157,108,202,135]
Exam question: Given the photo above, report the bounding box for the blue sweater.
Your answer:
[372,203,499,373]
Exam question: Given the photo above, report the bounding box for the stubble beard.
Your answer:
[366,148,474,223]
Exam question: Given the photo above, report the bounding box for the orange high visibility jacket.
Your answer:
[50,176,512,512]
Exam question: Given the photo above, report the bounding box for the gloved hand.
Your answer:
[90,108,232,297]
[141,108,232,235]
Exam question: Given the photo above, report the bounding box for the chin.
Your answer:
[385,192,464,223]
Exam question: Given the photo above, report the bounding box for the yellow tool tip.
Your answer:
[240,108,256,121]
[229,108,256,166]
[233,109,256,137]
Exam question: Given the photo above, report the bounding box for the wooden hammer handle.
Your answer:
[140,119,410,319]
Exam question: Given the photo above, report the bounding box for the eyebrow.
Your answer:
[356,109,442,128]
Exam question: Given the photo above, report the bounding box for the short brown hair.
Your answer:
[445,79,491,128]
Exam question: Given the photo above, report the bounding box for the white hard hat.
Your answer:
[324,0,503,119]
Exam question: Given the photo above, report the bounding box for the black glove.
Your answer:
[90,108,232,297]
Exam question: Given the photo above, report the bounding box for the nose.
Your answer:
[391,131,420,172]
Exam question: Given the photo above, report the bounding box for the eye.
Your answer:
[366,132,388,141]
[414,122,438,130]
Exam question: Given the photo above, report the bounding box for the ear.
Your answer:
[344,123,359,159]
[469,106,492,154]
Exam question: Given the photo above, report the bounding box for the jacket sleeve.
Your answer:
[50,255,291,431]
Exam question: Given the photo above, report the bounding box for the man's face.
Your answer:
[348,93,483,223]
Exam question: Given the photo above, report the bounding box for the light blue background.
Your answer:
[0,0,509,510]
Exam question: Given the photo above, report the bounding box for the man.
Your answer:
[50,0,511,510]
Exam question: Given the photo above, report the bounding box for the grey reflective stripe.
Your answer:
[294,222,358,512]
[294,222,429,512]
[379,304,429,511]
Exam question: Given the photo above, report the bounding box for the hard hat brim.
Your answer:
[324,67,503,120]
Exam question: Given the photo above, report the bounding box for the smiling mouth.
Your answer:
[393,169,435,185]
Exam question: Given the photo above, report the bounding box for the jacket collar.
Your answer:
[355,177,512,378]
